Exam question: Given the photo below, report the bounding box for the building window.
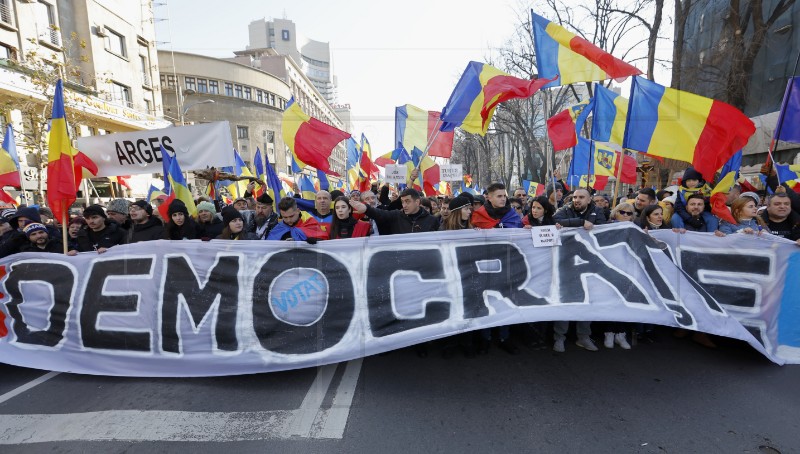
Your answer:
[257,90,263,103]
[110,82,131,107]
[224,82,233,96]
[244,87,252,100]
[38,1,59,46]
[197,78,208,93]
[266,130,275,143]
[237,126,249,139]
[282,30,290,41]
[104,28,127,58]
[0,43,16,61]
[234,84,243,98]
[241,145,248,157]
[0,0,13,26]
[269,93,276,106]
[209,80,219,94]
[185,76,195,91]
[140,55,151,86]
[144,98,152,113]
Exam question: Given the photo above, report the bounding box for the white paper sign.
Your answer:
[384,164,407,184]
[439,164,463,181]
[76,121,235,177]
[531,225,561,247]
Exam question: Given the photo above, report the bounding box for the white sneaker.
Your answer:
[615,333,631,350]
[604,332,614,349]
[576,336,598,352]
[553,338,565,353]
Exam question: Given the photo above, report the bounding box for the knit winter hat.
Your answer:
[0,208,16,220]
[23,222,48,237]
[448,195,471,211]
[221,205,243,227]
[167,199,189,217]
[107,198,130,214]
[740,192,761,205]
[130,200,153,216]
[196,201,216,214]
[83,204,107,219]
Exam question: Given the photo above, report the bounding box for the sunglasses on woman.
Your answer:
[618,210,633,216]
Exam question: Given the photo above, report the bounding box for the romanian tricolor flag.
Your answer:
[108,175,131,189]
[546,98,593,151]
[46,79,98,222]
[147,184,166,203]
[282,97,349,176]
[531,11,642,88]
[623,77,756,182]
[440,61,555,135]
[316,169,331,191]
[523,180,546,197]
[411,153,441,197]
[396,104,454,158]
[160,145,173,195]
[262,150,286,209]
[158,156,197,221]
[591,84,629,144]
[709,171,738,225]
[0,124,20,205]
[224,149,253,198]
[298,174,316,200]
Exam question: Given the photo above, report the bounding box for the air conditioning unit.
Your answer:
[95,26,108,37]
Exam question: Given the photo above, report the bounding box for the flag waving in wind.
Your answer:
[532,11,642,88]
[0,124,20,205]
[46,79,98,222]
[158,156,196,221]
[282,97,350,176]
[441,62,555,135]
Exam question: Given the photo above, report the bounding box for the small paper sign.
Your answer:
[531,225,561,247]
[385,164,407,184]
[439,164,463,182]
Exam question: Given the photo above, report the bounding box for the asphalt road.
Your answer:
[0,328,797,453]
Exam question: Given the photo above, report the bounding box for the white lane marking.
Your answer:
[315,358,363,439]
[287,363,338,437]
[0,372,60,405]
[0,410,296,443]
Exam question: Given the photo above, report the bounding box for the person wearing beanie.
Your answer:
[196,200,223,240]
[127,200,163,243]
[67,216,86,251]
[442,196,473,231]
[20,222,63,254]
[162,199,201,240]
[106,199,131,231]
[232,198,248,211]
[253,193,278,239]
[74,204,127,254]
[216,205,258,240]
[329,196,371,239]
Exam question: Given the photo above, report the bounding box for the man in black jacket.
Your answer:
[553,188,606,229]
[350,188,439,235]
[127,200,164,243]
[73,204,127,254]
[20,223,63,254]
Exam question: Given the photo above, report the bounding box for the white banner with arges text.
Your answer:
[76,121,235,177]
[0,224,797,377]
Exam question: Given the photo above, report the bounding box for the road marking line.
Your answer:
[288,363,338,437]
[0,410,297,443]
[316,358,363,439]
[0,371,60,405]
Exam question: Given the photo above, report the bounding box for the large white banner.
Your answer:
[0,224,797,377]
[76,122,235,177]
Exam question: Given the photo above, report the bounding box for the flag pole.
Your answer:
[62,209,68,255]
[611,150,625,208]
[766,50,800,185]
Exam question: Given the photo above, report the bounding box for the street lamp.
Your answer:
[180,99,215,125]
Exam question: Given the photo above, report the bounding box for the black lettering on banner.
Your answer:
[115,142,131,165]
[79,258,153,351]
[558,233,650,305]
[147,137,161,163]
[594,228,693,326]
[4,261,75,347]
[252,249,355,354]
[366,250,450,337]
[161,136,175,156]
[135,139,150,163]
[160,255,240,353]
[680,248,772,311]
[455,243,548,319]
[123,140,140,165]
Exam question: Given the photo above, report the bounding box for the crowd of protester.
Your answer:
[1,164,798,358]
